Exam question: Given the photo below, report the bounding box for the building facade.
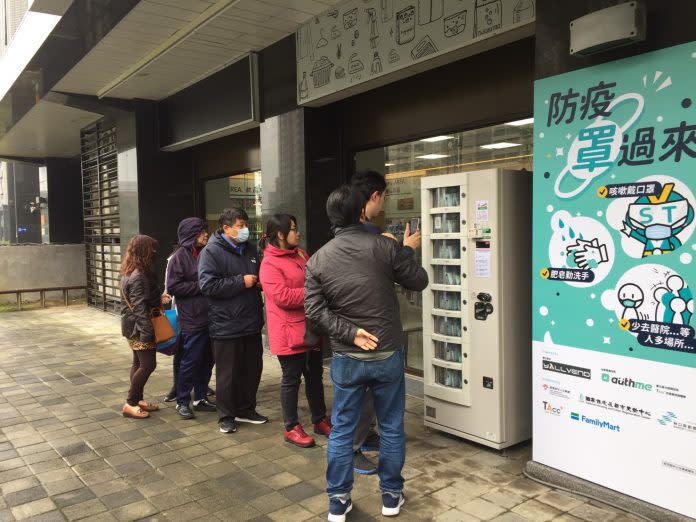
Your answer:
[0,0,695,517]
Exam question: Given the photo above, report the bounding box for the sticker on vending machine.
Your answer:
[476,200,489,222]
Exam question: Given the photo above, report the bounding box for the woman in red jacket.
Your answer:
[259,214,332,447]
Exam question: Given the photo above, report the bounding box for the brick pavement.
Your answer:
[0,306,640,522]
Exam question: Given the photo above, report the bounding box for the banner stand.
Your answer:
[524,462,690,522]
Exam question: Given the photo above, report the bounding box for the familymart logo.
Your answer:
[570,412,621,432]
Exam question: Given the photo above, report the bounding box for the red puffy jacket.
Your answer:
[259,243,313,356]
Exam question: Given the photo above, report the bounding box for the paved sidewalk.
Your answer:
[0,306,639,522]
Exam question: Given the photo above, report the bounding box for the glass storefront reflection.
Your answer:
[355,119,534,375]
[204,171,263,240]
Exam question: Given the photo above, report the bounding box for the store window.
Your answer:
[204,171,263,239]
[0,160,48,245]
[354,119,534,375]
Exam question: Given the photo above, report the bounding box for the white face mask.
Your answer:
[235,227,250,243]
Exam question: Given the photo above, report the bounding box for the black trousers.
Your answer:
[278,349,327,431]
[212,333,263,421]
[169,336,183,391]
[127,350,157,406]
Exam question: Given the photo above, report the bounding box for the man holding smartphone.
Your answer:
[350,171,421,475]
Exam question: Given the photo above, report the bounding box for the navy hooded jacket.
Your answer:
[198,230,264,339]
[166,217,209,332]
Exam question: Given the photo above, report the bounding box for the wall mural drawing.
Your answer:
[298,72,309,100]
[444,9,467,37]
[311,57,334,88]
[388,48,400,63]
[343,8,358,29]
[411,34,438,59]
[366,8,379,48]
[396,6,416,44]
[317,28,329,48]
[381,0,393,22]
[418,0,444,25]
[297,0,535,104]
[474,0,502,37]
[371,51,383,74]
[348,53,365,74]
[512,0,534,23]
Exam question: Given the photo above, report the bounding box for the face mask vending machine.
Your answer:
[421,169,532,449]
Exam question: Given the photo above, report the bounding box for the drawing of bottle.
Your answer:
[513,0,535,23]
[366,8,379,49]
[371,52,383,74]
[298,72,309,100]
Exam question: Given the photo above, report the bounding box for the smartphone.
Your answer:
[409,217,420,233]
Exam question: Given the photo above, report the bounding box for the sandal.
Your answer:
[138,401,159,412]
[122,404,149,419]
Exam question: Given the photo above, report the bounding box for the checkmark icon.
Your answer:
[597,186,608,198]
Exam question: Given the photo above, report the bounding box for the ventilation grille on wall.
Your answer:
[81,119,121,314]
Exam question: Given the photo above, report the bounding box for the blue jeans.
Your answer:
[176,329,214,406]
[327,349,405,498]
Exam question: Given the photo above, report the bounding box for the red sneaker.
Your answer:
[313,416,333,437]
[284,424,315,448]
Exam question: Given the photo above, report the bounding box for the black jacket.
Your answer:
[198,231,264,339]
[166,217,208,332]
[305,224,428,354]
[121,269,161,343]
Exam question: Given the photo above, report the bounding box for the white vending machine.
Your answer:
[421,169,532,449]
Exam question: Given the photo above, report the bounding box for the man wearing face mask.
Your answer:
[199,208,267,434]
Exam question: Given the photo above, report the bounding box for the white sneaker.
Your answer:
[382,493,405,516]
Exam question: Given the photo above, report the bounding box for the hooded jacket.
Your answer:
[198,230,264,339]
[166,217,209,332]
[259,243,313,356]
[305,224,428,354]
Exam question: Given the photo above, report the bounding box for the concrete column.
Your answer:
[260,109,308,249]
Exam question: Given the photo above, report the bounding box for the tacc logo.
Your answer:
[542,401,563,416]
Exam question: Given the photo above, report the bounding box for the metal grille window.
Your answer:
[81,119,121,313]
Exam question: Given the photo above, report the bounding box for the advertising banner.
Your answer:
[532,42,696,517]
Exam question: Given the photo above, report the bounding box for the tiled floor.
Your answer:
[0,306,639,521]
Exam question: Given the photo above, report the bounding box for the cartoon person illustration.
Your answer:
[618,283,644,321]
[654,275,693,325]
[622,183,694,257]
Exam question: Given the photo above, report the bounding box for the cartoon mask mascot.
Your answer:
[622,183,694,257]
